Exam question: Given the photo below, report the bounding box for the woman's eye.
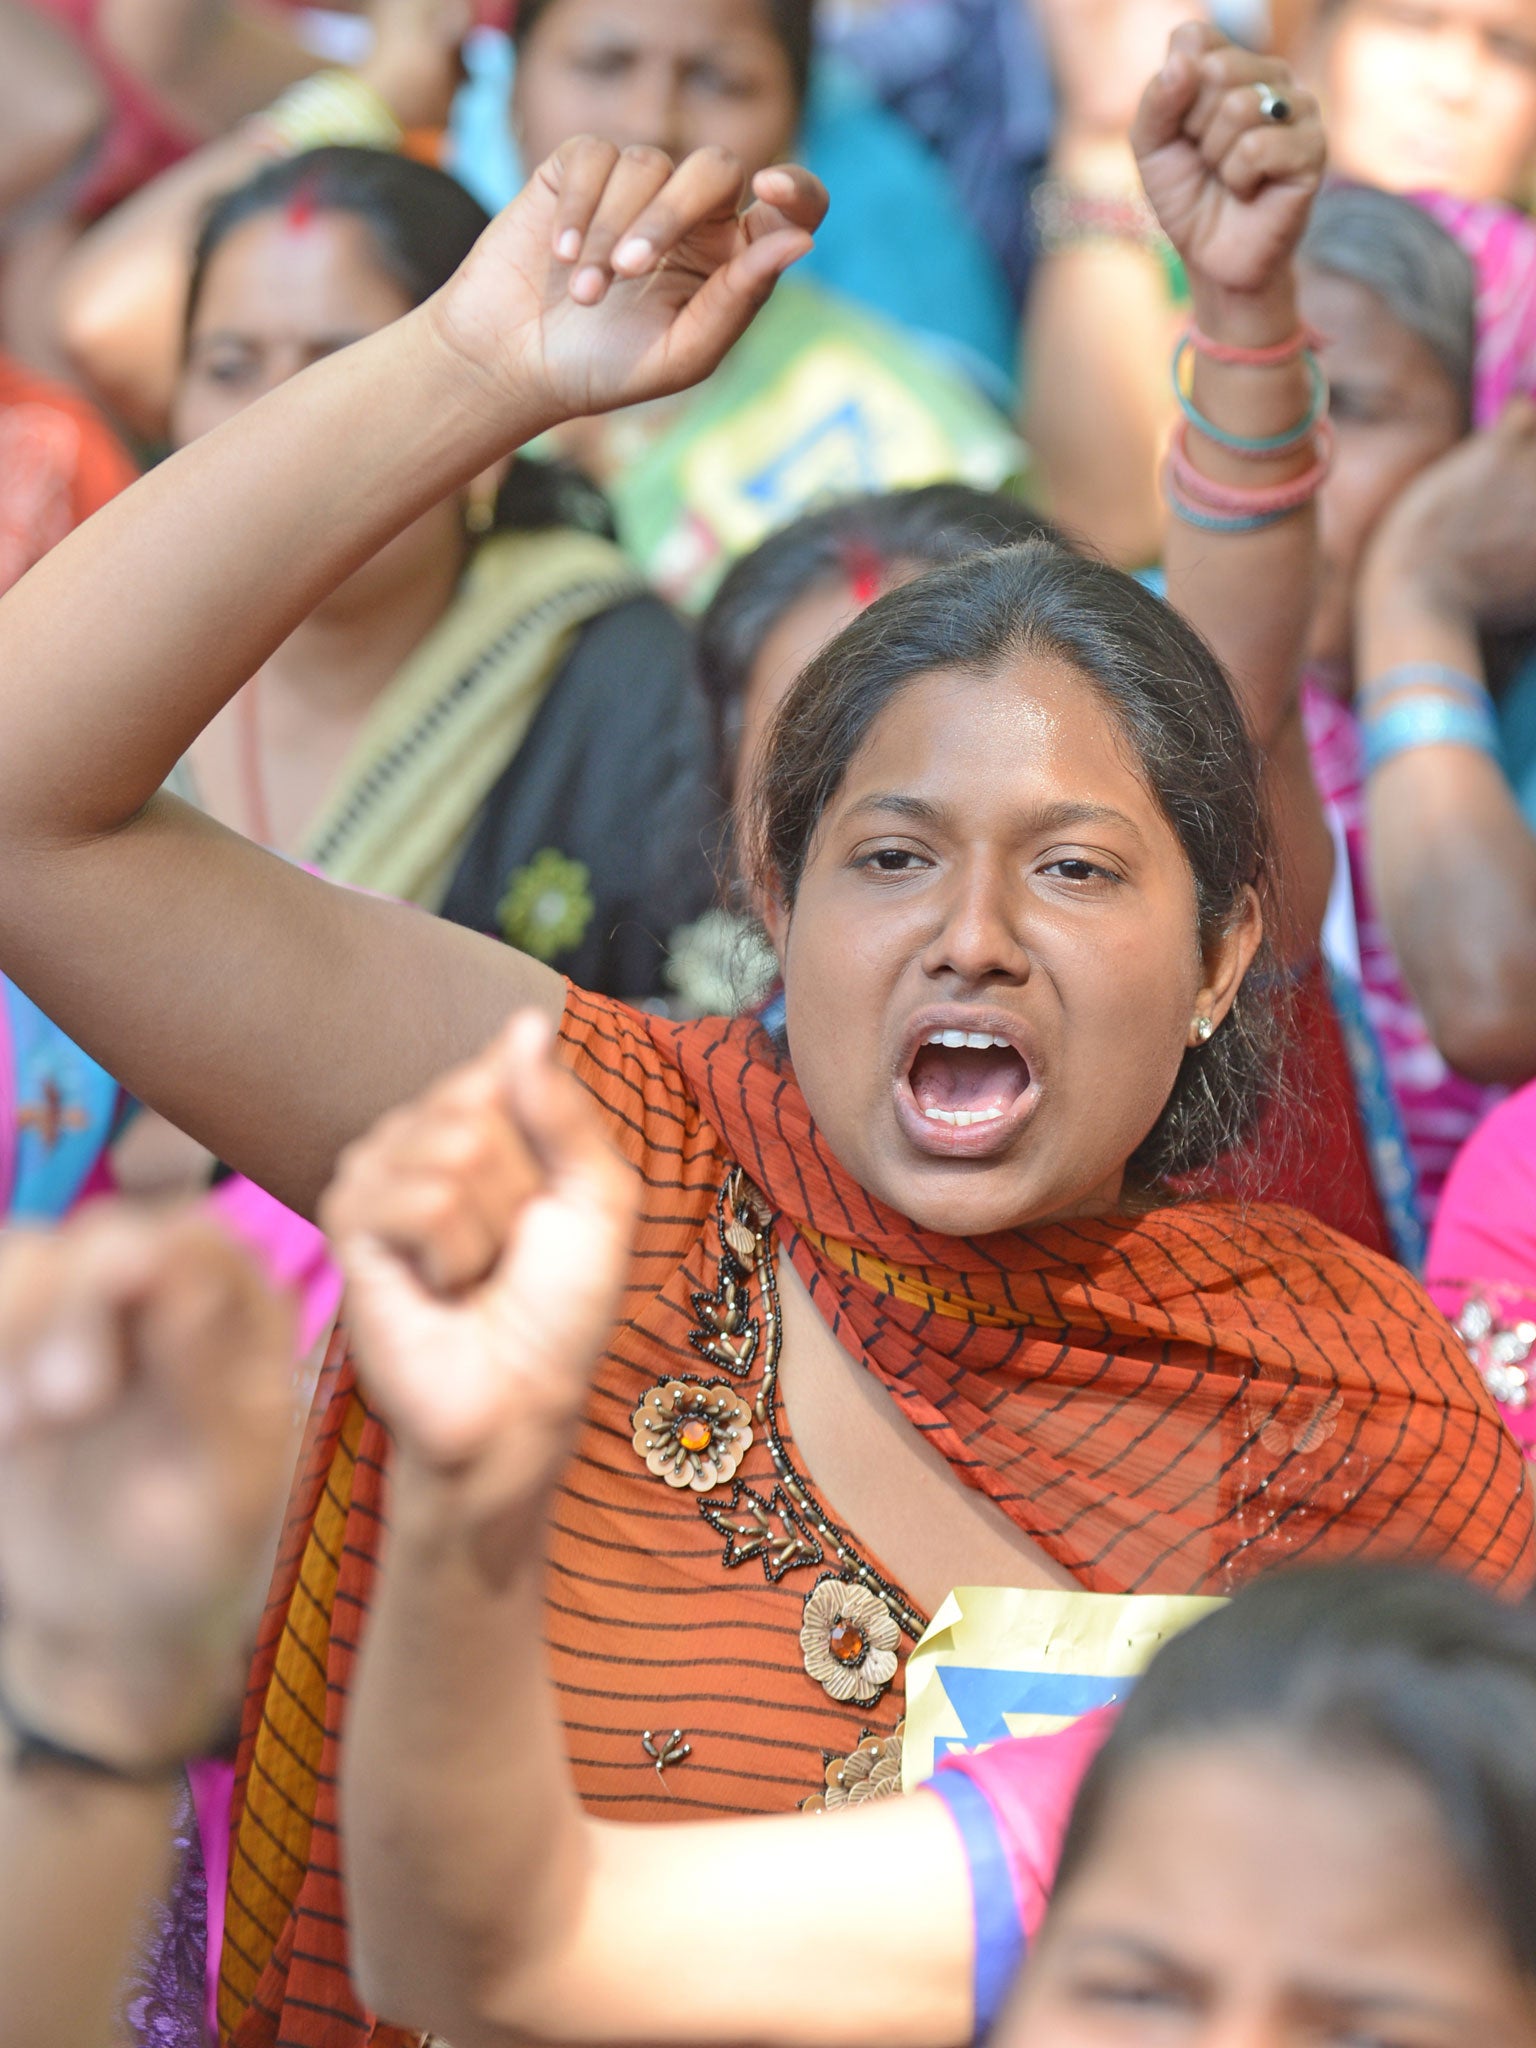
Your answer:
[570,47,633,79]
[858,847,924,874]
[1070,1974,1187,2013]
[1042,857,1117,884]
[691,62,757,97]
[1490,30,1536,68]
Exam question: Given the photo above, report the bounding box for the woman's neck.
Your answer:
[195,536,469,852]
[260,541,468,718]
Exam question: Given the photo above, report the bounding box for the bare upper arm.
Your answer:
[0,795,563,1218]
[488,1792,975,2048]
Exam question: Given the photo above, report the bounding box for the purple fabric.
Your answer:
[122,1775,212,2046]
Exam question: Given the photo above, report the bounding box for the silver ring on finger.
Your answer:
[1254,80,1293,122]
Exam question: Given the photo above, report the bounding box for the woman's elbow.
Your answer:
[1421,959,1536,1087]
[54,256,178,439]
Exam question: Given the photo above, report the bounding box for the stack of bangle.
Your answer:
[1358,662,1502,776]
[247,69,403,159]
[1162,324,1332,535]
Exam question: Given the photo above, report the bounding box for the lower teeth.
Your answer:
[922,1106,1004,1128]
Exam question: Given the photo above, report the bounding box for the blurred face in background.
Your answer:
[1299,264,1468,677]
[511,0,800,186]
[1003,1738,1536,2048]
[1310,0,1536,201]
[174,208,466,618]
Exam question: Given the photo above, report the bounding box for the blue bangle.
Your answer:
[1164,494,1293,535]
[1171,337,1328,457]
[1357,663,1490,714]
[1361,692,1501,775]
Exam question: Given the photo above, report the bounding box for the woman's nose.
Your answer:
[609,64,689,161]
[923,866,1030,985]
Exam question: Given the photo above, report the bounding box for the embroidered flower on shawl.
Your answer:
[496,848,594,960]
[800,1577,901,1705]
[631,1379,754,1491]
[802,1721,905,1812]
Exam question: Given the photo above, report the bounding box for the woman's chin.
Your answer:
[856,1122,1121,1243]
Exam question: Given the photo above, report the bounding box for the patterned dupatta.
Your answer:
[664,1012,1534,1595]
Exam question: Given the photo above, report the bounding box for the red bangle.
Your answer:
[1165,416,1334,516]
[1184,322,1322,368]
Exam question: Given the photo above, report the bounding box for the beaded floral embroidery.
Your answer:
[630,1169,926,1707]
[631,1380,754,1491]
[802,1721,906,1814]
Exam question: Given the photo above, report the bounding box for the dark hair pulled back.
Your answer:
[1054,1564,1536,1984]
[185,147,612,537]
[513,0,816,107]
[698,484,1063,793]
[747,540,1278,1185]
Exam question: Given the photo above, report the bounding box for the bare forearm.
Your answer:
[0,310,554,1210]
[1024,138,1174,566]
[0,306,518,851]
[98,0,317,136]
[1357,561,1536,1083]
[1163,276,1332,949]
[344,1460,588,2041]
[0,0,106,216]
[346,1461,972,2048]
[0,1750,175,2048]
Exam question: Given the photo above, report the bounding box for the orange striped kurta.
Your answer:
[223,985,1535,2045]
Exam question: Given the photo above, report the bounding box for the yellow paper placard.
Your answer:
[903,1585,1224,1792]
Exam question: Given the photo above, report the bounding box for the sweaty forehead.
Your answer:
[830,659,1170,829]
[523,0,784,51]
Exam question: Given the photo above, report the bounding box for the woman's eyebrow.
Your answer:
[842,792,1146,839]
[1300,1982,1487,2029]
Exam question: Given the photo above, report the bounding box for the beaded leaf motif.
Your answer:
[687,1259,759,1376]
[699,1480,824,1582]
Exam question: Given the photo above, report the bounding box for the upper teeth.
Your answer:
[924,1029,1014,1051]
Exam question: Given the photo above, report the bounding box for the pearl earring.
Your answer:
[1192,1016,1214,1044]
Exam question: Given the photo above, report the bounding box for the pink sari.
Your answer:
[1426,1081,1536,1457]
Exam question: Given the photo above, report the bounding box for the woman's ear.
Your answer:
[1188,885,1264,1047]
[759,885,790,969]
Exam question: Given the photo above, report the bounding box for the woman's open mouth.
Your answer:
[895,1022,1039,1158]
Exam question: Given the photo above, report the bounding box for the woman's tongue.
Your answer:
[909,1044,1027,1128]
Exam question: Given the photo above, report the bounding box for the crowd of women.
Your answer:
[4,0,1536,2044]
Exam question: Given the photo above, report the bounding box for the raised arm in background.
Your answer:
[1133,25,1333,952]
[98,0,327,140]
[334,1016,979,2048]
[55,0,466,437]
[1356,402,1536,1084]
[0,1205,293,2048]
[0,140,826,1216]
[0,0,107,220]
[1023,0,1193,567]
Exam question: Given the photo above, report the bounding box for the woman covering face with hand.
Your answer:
[0,88,1524,2048]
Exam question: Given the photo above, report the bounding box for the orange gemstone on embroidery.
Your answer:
[677,1417,714,1453]
[828,1620,866,1665]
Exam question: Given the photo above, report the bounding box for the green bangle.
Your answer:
[1171,337,1328,457]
